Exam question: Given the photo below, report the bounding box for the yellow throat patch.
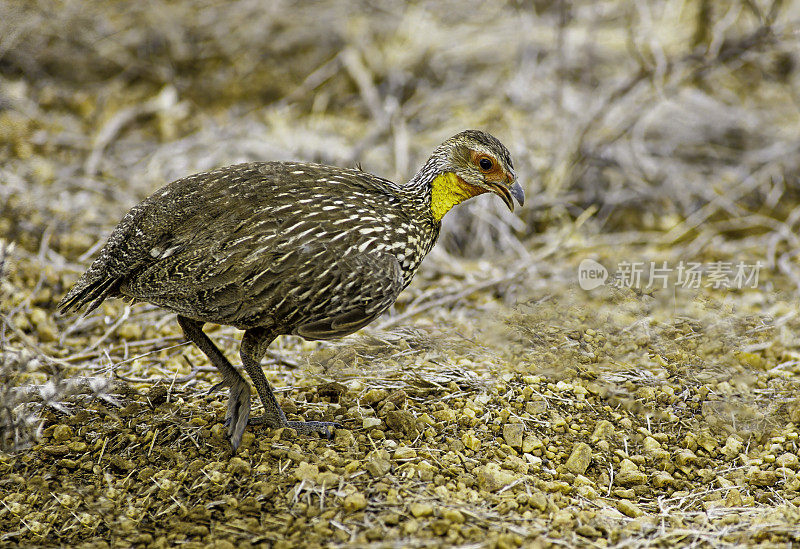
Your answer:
[430,172,486,222]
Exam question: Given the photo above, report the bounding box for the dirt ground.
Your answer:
[2,1,800,547]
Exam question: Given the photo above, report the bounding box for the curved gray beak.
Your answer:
[490,180,526,212]
[510,181,525,207]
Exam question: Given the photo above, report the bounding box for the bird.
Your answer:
[58,130,524,450]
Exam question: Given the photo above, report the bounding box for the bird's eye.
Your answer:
[478,157,493,171]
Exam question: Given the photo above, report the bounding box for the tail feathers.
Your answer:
[58,275,119,315]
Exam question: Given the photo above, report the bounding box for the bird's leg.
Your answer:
[240,327,339,438]
[176,315,250,449]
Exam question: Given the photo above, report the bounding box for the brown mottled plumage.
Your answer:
[59,130,523,449]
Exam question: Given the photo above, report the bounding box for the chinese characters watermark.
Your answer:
[578,259,762,291]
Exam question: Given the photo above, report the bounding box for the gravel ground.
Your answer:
[3,242,800,547]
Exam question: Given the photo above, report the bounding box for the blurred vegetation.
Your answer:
[2,0,799,256]
[2,0,800,546]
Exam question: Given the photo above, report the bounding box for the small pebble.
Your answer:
[616,459,646,486]
[342,492,367,512]
[503,423,524,449]
[362,389,389,405]
[393,446,417,460]
[52,425,73,442]
[385,410,417,434]
[462,431,481,451]
[363,417,382,429]
[776,453,799,470]
[294,462,319,482]
[566,442,592,475]
[409,502,434,518]
[616,499,644,518]
[226,457,250,476]
[478,463,519,492]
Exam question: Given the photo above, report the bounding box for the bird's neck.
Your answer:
[428,172,485,222]
[406,159,486,222]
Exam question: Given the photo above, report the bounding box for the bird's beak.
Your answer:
[510,181,525,207]
[489,178,525,212]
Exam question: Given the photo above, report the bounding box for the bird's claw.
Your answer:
[287,420,341,439]
[208,381,227,395]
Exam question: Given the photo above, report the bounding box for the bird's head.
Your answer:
[420,130,524,221]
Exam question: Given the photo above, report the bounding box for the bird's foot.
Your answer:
[289,420,341,439]
[248,416,340,439]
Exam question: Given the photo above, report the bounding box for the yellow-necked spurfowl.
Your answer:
[58,130,524,449]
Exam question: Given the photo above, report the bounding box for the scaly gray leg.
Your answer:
[176,315,250,449]
[240,327,339,438]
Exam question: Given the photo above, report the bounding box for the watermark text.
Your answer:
[578,259,762,291]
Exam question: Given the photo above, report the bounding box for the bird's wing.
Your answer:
[291,249,404,339]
